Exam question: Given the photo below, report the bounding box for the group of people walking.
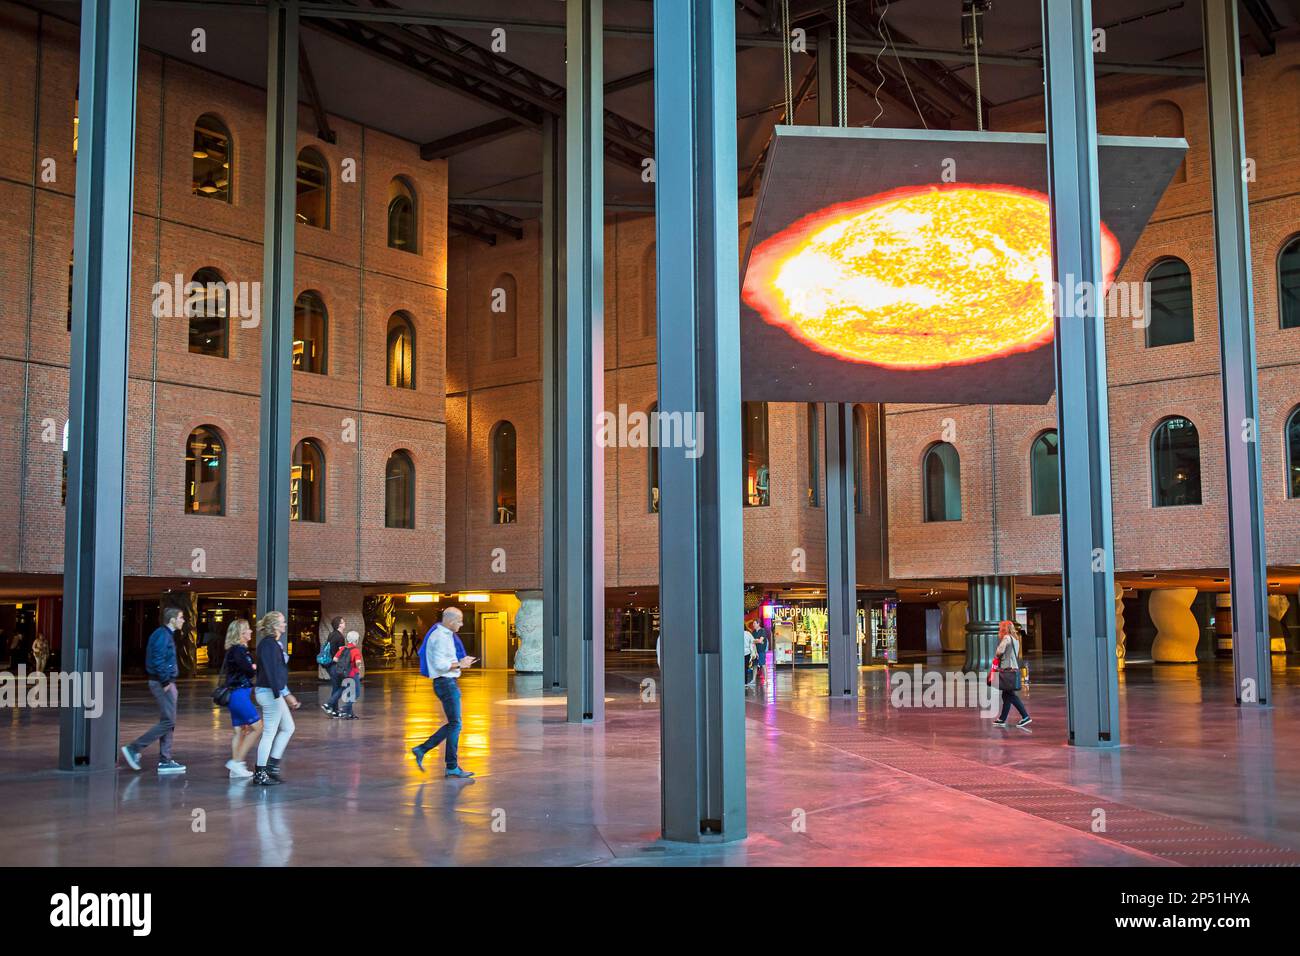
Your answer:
[120,607,304,785]
[119,605,477,783]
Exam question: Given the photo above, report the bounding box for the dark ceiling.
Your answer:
[27,0,1300,227]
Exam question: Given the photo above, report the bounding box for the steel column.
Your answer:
[655,0,747,843]
[825,404,858,696]
[1202,0,1271,705]
[58,0,141,772]
[541,113,566,689]
[963,575,1015,673]
[1042,0,1120,747]
[256,0,299,620]
[816,24,858,698]
[562,0,604,722]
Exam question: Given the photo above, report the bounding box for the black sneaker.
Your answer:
[342,713,358,720]
[157,759,187,775]
[1017,717,1033,728]
[321,704,337,716]
[251,769,279,786]
[992,719,1007,727]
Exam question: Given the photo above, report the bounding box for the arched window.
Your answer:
[923,442,961,522]
[293,290,328,374]
[187,267,229,357]
[649,402,660,513]
[387,177,417,252]
[192,113,232,202]
[185,426,226,515]
[385,450,415,529]
[490,273,518,360]
[1030,430,1060,516]
[1144,258,1194,347]
[1152,416,1202,507]
[743,402,770,507]
[1279,234,1300,330]
[807,404,820,507]
[386,312,415,389]
[1141,100,1186,183]
[853,405,867,514]
[291,439,325,523]
[642,242,656,338]
[491,421,517,524]
[295,147,329,228]
[1279,405,1300,496]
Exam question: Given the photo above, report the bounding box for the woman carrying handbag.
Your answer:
[991,620,1032,728]
[218,618,262,778]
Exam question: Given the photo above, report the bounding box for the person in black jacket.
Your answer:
[252,611,300,786]
[222,618,262,779]
[321,616,347,717]
[121,606,187,774]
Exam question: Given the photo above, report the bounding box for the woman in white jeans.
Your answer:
[253,611,300,786]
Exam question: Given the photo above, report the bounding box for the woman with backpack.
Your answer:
[221,618,262,779]
[991,620,1032,728]
[329,631,363,719]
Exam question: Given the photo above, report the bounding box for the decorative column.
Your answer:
[1266,594,1288,654]
[1115,581,1127,671]
[513,591,544,673]
[1150,587,1199,663]
[938,600,967,653]
[963,575,1014,672]
[160,590,199,677]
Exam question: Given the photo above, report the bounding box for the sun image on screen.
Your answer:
[742,183,1122,370]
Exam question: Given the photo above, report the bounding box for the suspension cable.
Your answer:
[972,4,984,131]
[781,0,793,123]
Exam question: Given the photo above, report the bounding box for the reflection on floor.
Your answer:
[1,654,1298,866]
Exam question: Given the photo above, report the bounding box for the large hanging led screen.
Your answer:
[740,127,1186,404]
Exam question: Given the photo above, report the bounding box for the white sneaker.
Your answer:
[226,760,253,779]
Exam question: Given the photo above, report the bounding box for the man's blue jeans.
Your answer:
[418,677,462,768]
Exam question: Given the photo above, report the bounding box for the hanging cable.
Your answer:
[781,0,793,123]
[836,0,847,127]
[971,3,984,131]
[868,0,890,126]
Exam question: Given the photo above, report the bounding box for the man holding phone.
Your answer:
[411,606,476,778]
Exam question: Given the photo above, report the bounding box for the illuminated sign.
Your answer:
[741,127,1186,404]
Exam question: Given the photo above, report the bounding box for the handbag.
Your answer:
[211,655,232,706]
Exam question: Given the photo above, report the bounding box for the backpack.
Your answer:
[417,625,436,678]
[331,644,354,680]
[316,634,336,667]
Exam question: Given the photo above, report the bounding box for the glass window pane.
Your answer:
[807,404,820,507]
[1280,236,1300,330]
[187,268,228,357]
[1030,431,1060,516]
[1144,259,1194,347]
[385,452,414,528]
[492,423,517,524]
[193,115,231,203]
[1152,417,1202,506]
[293,292,328,374]
[185,427,225,515]
[924,443,961,522]
[742,402,770,507]
[296,149,329,228]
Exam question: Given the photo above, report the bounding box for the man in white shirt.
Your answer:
[411,607,476,777]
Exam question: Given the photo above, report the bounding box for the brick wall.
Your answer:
[0,7,447,590]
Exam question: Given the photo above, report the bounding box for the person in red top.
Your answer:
[330,631,363,720]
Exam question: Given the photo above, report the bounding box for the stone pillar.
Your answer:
[938,601,967,653]
[963,576,1014,673]
[514,591,544,673]
[1150,587,1199,662]
[161,590,199,677]
[1115,581,1127,671]
[1267,594,1289,654]
[319,584,365,676]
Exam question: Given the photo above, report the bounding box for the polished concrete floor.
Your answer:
[1,654,1298,866]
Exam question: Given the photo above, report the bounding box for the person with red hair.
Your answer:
[992,620,1032,728]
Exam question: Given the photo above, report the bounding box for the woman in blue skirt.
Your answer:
[222,619,262,779]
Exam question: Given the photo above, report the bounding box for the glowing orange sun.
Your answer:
[742,183,1121,369]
